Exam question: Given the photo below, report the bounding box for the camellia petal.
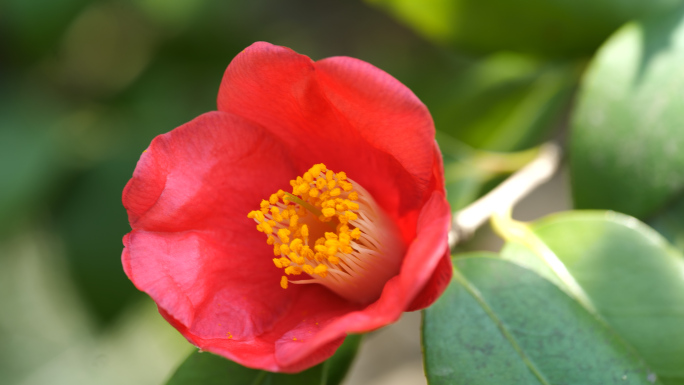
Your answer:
[217,43,437,239]
[122,42,451,372]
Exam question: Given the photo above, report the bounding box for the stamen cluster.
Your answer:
[248,163,405,304]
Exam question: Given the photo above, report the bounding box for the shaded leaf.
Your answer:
[650,198,684,252]
[431,54,578,152]
[166,334,362,385]
[54,157,143,324]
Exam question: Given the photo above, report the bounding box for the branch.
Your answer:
[449,142,562,249]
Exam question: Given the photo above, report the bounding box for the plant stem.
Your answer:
[449,142,561,248]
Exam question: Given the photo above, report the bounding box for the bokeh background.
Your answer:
[2,0,682,384]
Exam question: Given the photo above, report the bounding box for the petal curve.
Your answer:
[314,55,435,189]
[273,190,451,368]
[122,110,363,371]
[217,42,437,222]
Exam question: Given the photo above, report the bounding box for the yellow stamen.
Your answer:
[277,228,290,243]
[314,264,328,278]
[248,163,405,304]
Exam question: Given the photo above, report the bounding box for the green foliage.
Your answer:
[571,5,684,219]
[368,0,683,57]
[427,210,684,384]
[166,335,363,385]
[431,54,579,152]
[429,52,580,211]
[500,211,684,384]
[424,254,655,385]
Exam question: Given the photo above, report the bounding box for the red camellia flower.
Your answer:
[122,42,452,373]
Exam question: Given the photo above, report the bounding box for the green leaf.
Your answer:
[367,0,682,57]
[423,253,656,385]
[430,55,577,212]
[650,198,684,253]
[570,5,684,218]
[500,211,684,384]
[431,54,579,152]
[166,334,362,385]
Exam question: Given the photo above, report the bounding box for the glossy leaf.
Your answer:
[166,334,362,385]
[500,211,684,384]
[571,5,684,218]
[423,254,655,385]
[367,0,682,57]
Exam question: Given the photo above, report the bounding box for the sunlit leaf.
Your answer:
[423,253,655,385]
[367,0,682,57]
[571,5,684,218]
[500,211,684,384]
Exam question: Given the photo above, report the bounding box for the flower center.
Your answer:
[247,163,405,304]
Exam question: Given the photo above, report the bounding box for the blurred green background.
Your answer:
[2,0,683,384]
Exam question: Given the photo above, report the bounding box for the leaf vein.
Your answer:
[452,265,551,385]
